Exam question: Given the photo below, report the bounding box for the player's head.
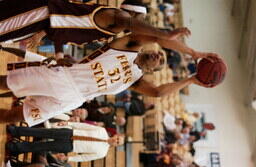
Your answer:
[121,0,147,20]
[136,49,166,73]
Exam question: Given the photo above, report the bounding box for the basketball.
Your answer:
[196,57,227,87]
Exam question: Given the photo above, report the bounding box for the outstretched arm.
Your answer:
[130,76,214,97]
[96,9,179,41]
[155,38,218,60]
[130,33,219,61]
[129,76,208,97]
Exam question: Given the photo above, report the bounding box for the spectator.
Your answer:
[85,102,126,129]
[115,90,154,116]
[7,124,125,162]
[163,110,183,132]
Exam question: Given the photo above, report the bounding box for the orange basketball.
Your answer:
[196,57,227,87]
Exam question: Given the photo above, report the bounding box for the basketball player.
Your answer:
[0,30,221,126]
[0,0,186,59]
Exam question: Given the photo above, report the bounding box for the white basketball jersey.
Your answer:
[66,48,143,101]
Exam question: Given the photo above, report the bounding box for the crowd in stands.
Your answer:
[140,108,215,167]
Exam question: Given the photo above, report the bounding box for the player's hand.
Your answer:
[192,52,220,63]
[167,27,191,40]
[191,76,214,88]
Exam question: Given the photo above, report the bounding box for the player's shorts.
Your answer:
[7,65,85,126]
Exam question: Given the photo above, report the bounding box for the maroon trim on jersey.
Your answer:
[0,0,49,42]
[48,0,101,16]
[79,45,110,64]
[0,19,49,42]
[0,0,48,21]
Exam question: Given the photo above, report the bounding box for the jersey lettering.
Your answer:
[91,54,136,92]
[116,55,133,84]
[30,108,42,121]
[91,62,107,91]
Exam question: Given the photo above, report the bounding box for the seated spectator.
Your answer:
[179,111,201,126]
[177,126,201,145]
[115,90,154,116]
[85,103,126,128]
[156,152,183,167]
[158,2,179,26]
[140,152,158,167]
[159,3,177,16]
[163,110,183,132]
[166,49,182,72]
[190,122,216,140]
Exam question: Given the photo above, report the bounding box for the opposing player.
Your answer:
[0,0,186,59]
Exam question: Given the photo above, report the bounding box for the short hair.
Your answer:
[140,44,167,72]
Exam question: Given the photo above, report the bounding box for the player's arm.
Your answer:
[129,76,212,97]
[155,38,219,61]
[129,34,218,61]
[98,9,178,40]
